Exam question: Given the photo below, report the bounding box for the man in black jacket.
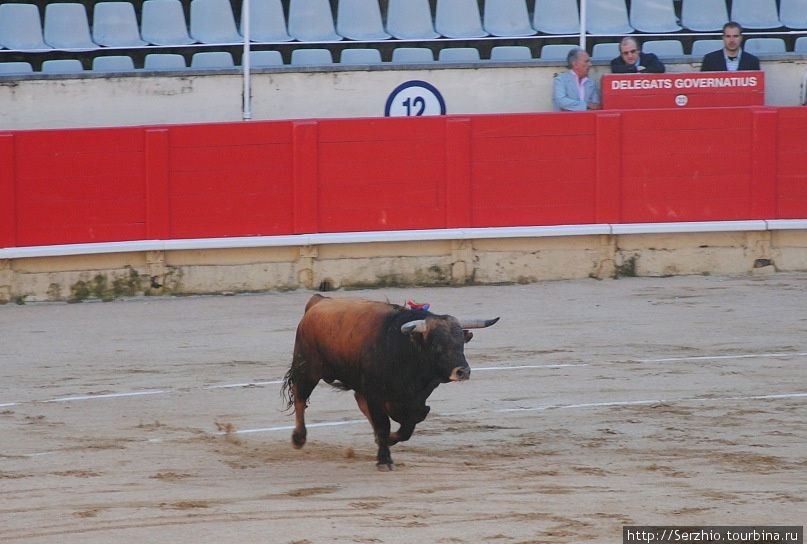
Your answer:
[701,21,760,71]
[610,37,666,73]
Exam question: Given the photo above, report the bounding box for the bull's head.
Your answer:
[401,316,499,382]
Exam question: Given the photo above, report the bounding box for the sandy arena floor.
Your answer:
[1,275,805,543]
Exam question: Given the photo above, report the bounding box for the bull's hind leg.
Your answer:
[290,378,318,449]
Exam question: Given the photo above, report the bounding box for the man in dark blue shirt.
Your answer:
[610,37,666,73]
[701,21,760,71]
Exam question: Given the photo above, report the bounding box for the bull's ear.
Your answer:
[463,330,473,343]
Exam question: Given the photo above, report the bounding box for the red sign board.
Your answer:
[602,71,764,109]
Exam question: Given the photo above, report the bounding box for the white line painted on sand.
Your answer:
[637,352,807,363]
[43,390,166,403]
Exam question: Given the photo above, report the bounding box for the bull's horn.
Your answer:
[401,320,428,334]
[458,317,500,329]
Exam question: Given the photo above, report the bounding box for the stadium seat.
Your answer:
[41,59,85,73]
[489,45,534,61]
[0,61,34,74]
[796,37,807,54]
[629,0,681,33]
[340,48,383,64]
[290,48,334,65]
[386,0,439,39]
[438,47,481,62]
[533,0,580,34]
[92,2,147,47]
[592,42,620,59]
[435,0,489,38]
[585,0,633,35]
[190,0,242,44]
[539,43,577,60]
[483,0,536,37]
[44,3,98,50]
[0,3,50,50]
[92,55,136,71]
[690,39,723,57]
[191,51,236,68]
[680,0,728,32]
[642,39,684,57]
[141,0,196,45]
[143,53,187,70]
[336,0,390,40]
[730,0,781,30]
[247,50,285,66]
[780,0,807,30]
[288,0,341,41]
[391,47,434,63]
[240,0,292,41]
[743,38,787,55]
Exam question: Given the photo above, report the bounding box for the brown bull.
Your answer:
[282,294,499,470]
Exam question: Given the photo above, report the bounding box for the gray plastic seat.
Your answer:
[642,39,684,57]
[592,42,620,59]
[191,51,236,68]
[483,0,536,37]
[0,61,34,74]
[690,39,723,57]
[144,53,187,70]
[489,45,533,61]
[247,50,284,66]
[340,48,383,64]
[585,0,633,35]
[438,47,481,62]
[44,3,98,50]
[290,48,334,65]
[435,0,489,38]
[336,0,390,40]
[288,0,342,41]
[743,38,787,55]
[780,0,807,30]
[730,0,781,30]
[41,59,85,73]
[141,0,196,45]
[539,43,577,60]
[92,55,136,71]
[386,0,439,39]
[680,0,728,32]
[629,0,681,33]
[0,3,50,50]
[241,0,292,41]
[533,0,579,34]
[391,47,434,63]
[796,37,807,54]
[190,0,242,44]
[92,2,147,47]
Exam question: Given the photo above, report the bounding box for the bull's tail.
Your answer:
[281,363,297,411]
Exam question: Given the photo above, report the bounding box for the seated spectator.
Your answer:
[610,37,665,73]
[701,21,760,72]
[553,48,601,111]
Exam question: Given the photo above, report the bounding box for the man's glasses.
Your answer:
[621,49,638,56]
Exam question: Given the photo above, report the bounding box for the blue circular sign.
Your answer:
[384,80,446,117]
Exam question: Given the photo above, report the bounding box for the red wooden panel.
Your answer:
[775,109,807,219]
[13,127,144,155]
[472,135,595,161]
[318,205,444,232]
[146,129,170,240]
[317,116,447,142]
[471,112,596,138]
[168,120,293,147]
[445,117,471,228]
[621,107,753,131]
[170,192,294,238]
[0,134,16,248]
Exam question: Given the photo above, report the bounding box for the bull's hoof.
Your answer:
[376,462,395,471]
[291,430,306,449]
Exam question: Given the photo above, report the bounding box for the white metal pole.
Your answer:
[579,0,586,50]
[242,0,252,120]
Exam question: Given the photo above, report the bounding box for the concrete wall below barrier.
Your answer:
[2,227,806,303]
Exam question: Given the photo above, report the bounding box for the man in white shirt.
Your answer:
[553,48,601,111]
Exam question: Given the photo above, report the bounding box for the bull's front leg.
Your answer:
[365,398,394,470]
[387,402,430,445]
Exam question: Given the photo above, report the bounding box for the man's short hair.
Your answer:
[723,21,743,34]
[620,36,639,50]
[566,47,584,68]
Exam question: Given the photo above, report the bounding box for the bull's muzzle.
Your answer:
[449,365,471,381]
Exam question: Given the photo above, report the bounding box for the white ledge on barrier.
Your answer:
[1,220,805,260]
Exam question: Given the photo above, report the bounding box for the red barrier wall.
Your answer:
[2,107,806,249]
